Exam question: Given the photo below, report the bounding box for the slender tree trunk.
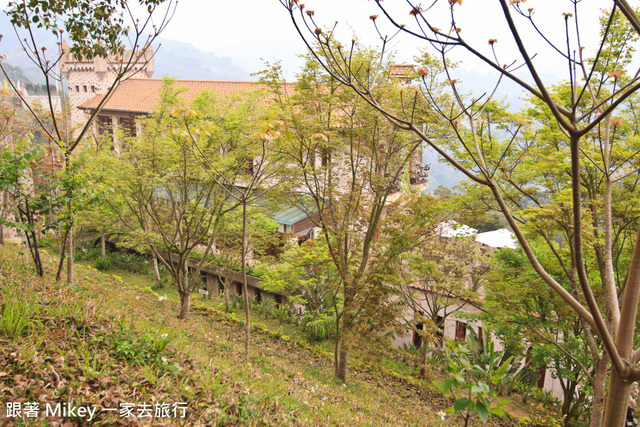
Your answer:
[0,191,6,245]
[419,339,428,378]
[242,199,251,367]
[604,225,640,425]
[19,205,43,277]
[152,252,161,287]
[335,331,348,382]
[335,286,354,382]
[335,298,351,382]
[224,280,231,312]
[562,380,578,426]
[334,312,341,369]
[100,232,106,259]
[178,290,191,319]
[66,227,74,285]
[55,228,70,281]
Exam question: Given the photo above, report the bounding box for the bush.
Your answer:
[93,256,112,271]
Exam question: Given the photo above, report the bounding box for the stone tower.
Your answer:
[59,40,155,129]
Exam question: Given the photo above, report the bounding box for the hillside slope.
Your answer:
[0,244,519,426]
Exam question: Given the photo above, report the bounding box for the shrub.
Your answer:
[93,256,112,271]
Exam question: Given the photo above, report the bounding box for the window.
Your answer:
[455,321,467,341]
[119,118,137,138]
[75,86,79,92]
[98,116,113,137]
[83,85,87,92]
[413,321,423,349]
[91,86,96,93]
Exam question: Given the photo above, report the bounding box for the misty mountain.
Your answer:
[423,146,468,193]
[153,38,249,81]
[0,13,56,84]
[0,9,248,83]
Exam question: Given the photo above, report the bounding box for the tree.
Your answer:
[484,246,593,425]
[0,0,176,283]
[0,86,31,246]
[215,208,279,312]
[105,80,237,320]
[282,1,640,423]
[260,54,435,381]
[176,81,293,366]
[399,231,489,377]
[262,238,342,341]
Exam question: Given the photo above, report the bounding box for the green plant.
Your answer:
[465,326,522,395]
[400,342,422,358]
[518,403,564,427]
[0,296,34,337]
[433,339,511,426]
[74,241,101,261]
[230,293,244,310]
[533,388,561,407]
[513,370,539,404]
[107,325,173,365]
[93,256,112,271]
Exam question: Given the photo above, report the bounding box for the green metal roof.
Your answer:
[272,205,311,226]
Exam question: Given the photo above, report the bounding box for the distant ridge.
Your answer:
[153,38,250,81]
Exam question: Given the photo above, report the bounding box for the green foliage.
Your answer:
[6,0,173,60]
[262,239,340,341]
[93,256,112,271]
[465,327,523,396]
[517,404,565,427]
[106,325,173,365]
[0,294,34,338]
[433,339,511,425]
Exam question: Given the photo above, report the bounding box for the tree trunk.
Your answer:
[590,354,609,427]
[419,339,428,378]
[178,290,191,320]
[55,228,70,281]
[603,369,633,426]
[100,232,106,259]
[0,191,5,245]
[152,252,162,287]
[335,287,353,382]
[224,280,231,312]
[66,228,74,285]
[335,332,348,382]
[242,199,251,367]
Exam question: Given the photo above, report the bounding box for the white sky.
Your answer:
[152,0,605,81]
[0,0,619,87]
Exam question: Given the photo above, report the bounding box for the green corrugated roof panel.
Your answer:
[273,205,310,226]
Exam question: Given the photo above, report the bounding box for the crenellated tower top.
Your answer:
[59,40,155,128]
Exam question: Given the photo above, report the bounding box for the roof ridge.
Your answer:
[124,78,295,85]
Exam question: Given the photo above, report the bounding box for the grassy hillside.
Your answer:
[0,244,526,426]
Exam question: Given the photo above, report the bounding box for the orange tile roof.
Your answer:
[390,64,414,77]
[79,79,292,114]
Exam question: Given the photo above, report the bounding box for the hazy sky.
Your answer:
[0,0,614,85]
[152,0,604,80]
